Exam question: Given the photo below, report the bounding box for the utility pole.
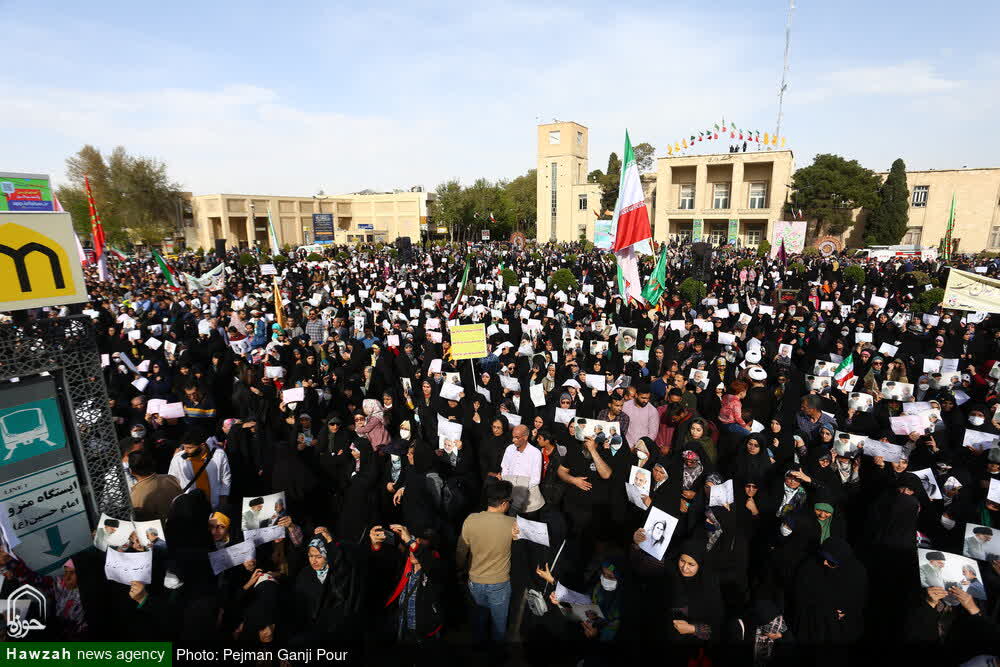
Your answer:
[774,0,796,147]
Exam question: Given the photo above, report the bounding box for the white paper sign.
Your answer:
[515,516,550,546]
[282,387,305,403]
[104,549,153,585]
[554,408,576,424]
[208,540,257,575]
[709,479,734,507]
[159,402,185,419]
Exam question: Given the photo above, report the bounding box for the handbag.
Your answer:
[526,539,566,617]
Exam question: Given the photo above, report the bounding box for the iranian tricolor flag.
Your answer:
[449,257,471,317]
[152,250,182,290]
[611,131,652,304]
[834,353,855,387]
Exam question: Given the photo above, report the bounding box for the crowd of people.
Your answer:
[3,238,1000,665]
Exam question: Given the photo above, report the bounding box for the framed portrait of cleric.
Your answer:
[241,492,287,531]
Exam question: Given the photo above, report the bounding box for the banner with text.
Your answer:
[943,267,1000,314]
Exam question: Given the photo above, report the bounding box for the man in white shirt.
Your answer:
[168,432,231,510]
[500,425,541,486]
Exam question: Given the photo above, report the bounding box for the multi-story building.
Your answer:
[185,190,433,250]
[535,122,603,243]
[653,150,795,248]
[847,167,1000,252]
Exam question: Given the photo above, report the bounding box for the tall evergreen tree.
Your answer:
[864,158,910,245]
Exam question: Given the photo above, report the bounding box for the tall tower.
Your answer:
[536,122,590,243]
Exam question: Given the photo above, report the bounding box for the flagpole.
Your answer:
[774,0,795,146]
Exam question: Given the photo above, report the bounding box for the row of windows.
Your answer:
[675,182,769,210]
[669,228,764,246]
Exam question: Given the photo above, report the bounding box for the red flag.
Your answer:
[84,176,110,281]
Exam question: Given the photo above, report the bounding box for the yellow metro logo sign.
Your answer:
[0,213,87,311]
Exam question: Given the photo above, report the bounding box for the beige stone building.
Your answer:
[185,190,432,250]
[846,167,1000,252]
[653,150,795,247]
[535,122,603,243]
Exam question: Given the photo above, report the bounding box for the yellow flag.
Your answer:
[764,132,770,144]
[781,137,786,147]
[272,276,287,330]
[675,142,680,152]
[667,144,673,155]
[683,139,688,148]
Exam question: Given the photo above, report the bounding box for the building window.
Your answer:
[577,131,583,145]
[578,194,588,210]
[745,229,762,247]
[912,185,929,207]
[679,184,695,209]
[550,162,558,240]
[902,227,923,246]
[578,225,587,240]
[548,130,561,145]
[713,183,730,209]
[709,227,725,246]
[990,227,1000,248]
[674,227,693,242]
[748,182,768,209]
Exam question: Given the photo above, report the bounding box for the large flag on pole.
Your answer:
[941,193,956,262]
[267,207,281,255]
[84,175,110,281]
[449,257,471,317]
[641,244,669,306]
[611,131,653,254]
[610,131,652,304]
[152,250,181,290]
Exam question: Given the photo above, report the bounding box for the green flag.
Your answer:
[641,245,669,306]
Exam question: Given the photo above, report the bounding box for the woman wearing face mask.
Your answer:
[379,424,412,522]
[535,558,624,642]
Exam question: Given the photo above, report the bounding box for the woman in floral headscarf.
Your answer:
[357,398,390,451]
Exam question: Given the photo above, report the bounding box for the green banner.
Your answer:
[0,172,55,212]
[727,219,739,245]
[4,643,170,667]
[691,219,703,242]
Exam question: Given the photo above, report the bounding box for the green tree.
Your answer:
[791,154,881,236]
[503,169,536,236]
[601,152,622,214]
[863,158,910,246]
[633,142,655,173]
[433,179,467,242]
[61,144,183,246]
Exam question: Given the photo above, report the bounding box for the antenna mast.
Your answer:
[774,0,796,146]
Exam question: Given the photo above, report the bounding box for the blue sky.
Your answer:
[3,0,998,196]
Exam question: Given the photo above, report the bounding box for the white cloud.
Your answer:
[793,61,960,104]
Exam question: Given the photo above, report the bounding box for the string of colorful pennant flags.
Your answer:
[665,118,787,155]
